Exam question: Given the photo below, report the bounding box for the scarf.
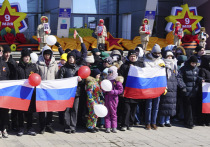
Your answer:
[163,58,177,79]
[45,59,51,66]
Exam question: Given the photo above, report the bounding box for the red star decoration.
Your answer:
[106,32,123,51]
[0,7,20,30]
[176,11,197,32]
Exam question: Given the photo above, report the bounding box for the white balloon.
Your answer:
[94,104,108,117]
[101,79,112,91]
[30,53,38,63]
[46,35,57,46]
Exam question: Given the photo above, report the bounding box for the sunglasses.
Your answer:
[108,71,113,74]
[0,50,3,52]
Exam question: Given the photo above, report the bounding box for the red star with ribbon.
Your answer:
[0,7,19,30]
[0,0,27,33]
[176,11,197,32]
[106,32,123,51]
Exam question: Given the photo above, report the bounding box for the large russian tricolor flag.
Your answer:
[124,65,167,99]
[36,77,78,112]
[202,82,210,113]
[0,80,34,111]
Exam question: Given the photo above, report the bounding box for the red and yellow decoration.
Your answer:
[106,32,123,51]
[165,4,203,35]
[0,0,27,33]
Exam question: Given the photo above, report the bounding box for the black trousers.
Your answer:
[183,96,197,126]
[64,97,79,130]
[121,102,137,127]
[0,108,9,131]
[12,110,33,129]
[39,112,53,129]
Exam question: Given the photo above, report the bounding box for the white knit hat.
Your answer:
[166,51,174,57]
[85,54,95,63]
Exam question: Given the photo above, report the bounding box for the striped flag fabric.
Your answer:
[36,77,78,112]
[124,65,167,99]
[0,80,34,111]
[73,30,78,39]
[202,82,210,113]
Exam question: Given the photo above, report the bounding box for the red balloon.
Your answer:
[78,66,91,79]
[28,73,41,86]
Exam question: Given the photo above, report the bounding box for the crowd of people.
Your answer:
[0,36,209,138]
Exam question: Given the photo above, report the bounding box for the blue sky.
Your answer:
[0,0,27,12]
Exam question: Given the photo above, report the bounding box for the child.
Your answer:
[159,51,177,127]
[86,69,104,133]
[58,53,67,69]
[104,66,123,133]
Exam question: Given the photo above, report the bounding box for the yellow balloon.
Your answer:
[10,44,16,52]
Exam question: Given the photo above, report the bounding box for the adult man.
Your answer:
[119,50,144,131]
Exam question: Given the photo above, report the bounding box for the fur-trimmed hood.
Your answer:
[116,76,124,83]
[86,76,96,83]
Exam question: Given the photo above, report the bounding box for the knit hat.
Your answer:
[65,48,71,53]
[104,56,113,65]
[127,50,137,58]
[195,46,204,53]
[71,49,81,59]
[166,51,174,57]
[107,66,118,80]
[60,53,67,61]
[85,53,95,63]
[67,52,76,60]
[91,48,100,55]
[21,48,31,58]
[98,43,105,51]
[151,44,161,53]
[91,68,101,78]
[188,55,198,63]
[3,45,11,54]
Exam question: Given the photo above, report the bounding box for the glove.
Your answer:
[79,36,83,43]
[146,32,150,35]
[182,88,187,93]
[163,89,167,95]
[55,42,61,47]
[45,31,49,34]
[105,37,107,40]
[178,35,182,39]
[38,38,40,43]
[159,63,165,67]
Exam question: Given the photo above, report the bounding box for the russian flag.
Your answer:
[124,65,167,99]
[36,77,78,112]
[202,83,210,113]
[0,80,34,111]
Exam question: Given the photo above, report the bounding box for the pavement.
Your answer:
[1,114,210,147]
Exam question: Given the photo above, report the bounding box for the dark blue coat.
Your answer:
[177,62,202,98]
[159,67,177,116]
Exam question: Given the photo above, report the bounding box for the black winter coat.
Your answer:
[199,55,210,82]
[17,61,38,79]
[0,58,10,80]
[119,59,144,103]
[177,62,202,97]
[5,56,18,80]
[17,60,38,112]
[59,63,84,97]
[159,68,177,116]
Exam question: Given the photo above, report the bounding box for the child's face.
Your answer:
[95,52,101,56]
[166,55,173,59]
[61,59,66,65]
